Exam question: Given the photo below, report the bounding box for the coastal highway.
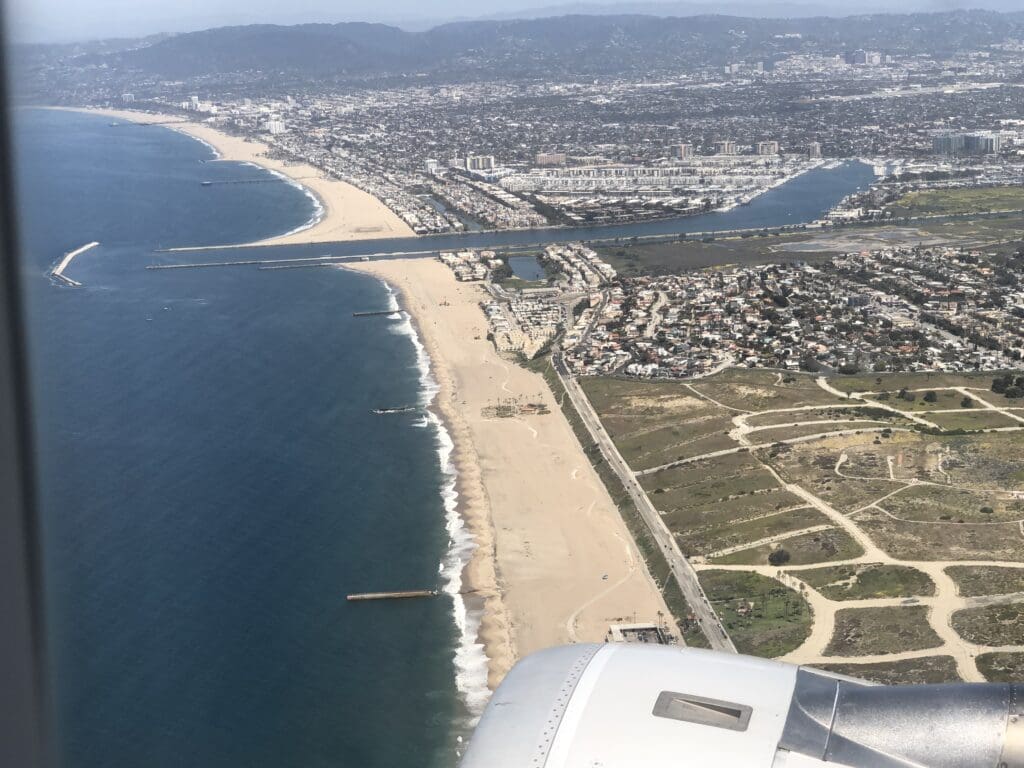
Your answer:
[551,350,736,653]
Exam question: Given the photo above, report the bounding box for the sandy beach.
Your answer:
[58,107,416,246]
[59,105,675,689]
[348,258,675,688]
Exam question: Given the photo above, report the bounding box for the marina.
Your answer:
[149,160,877,262]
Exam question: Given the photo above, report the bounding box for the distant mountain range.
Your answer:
[465,1,1024,23]
[21,10,1024,85]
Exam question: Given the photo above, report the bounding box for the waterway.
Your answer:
[161,160,876,265]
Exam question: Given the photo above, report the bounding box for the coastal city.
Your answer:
[16,7,1024,768]
[22,13,1024,236]
[436,237,1024,380]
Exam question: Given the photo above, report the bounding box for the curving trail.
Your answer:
[681,377,1024,681]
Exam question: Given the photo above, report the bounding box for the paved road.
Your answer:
[552,351,737,653]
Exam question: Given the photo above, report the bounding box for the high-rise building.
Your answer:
[807,141,822,159]
[965,133,1002,155]
[932,132,966,156]
[265,120,286,135]
[466,155,496,171]
[714,140,737,155]
[932,131,1002,156]
[756,141,779,156]
[121,93,135,103]
[425,159,442,175]
[849,49,883,66]
[672,143,693,159]
[535,152,567,166]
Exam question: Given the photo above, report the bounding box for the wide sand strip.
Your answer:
[59,107,416,246]
[349,258,675,688]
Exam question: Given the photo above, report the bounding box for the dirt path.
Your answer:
[682,378,1024,680]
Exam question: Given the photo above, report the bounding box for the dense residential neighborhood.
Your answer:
[441,242,1024,377]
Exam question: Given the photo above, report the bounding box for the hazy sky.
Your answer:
[12,0,516,41]
[9,0,1017,44]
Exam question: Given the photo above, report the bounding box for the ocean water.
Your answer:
[153,160,876,265]
[15,109,479,768]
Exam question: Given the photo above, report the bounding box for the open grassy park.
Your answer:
[795,563,935,601]
[886,186,1024,218]
[697,570,812,657]
[580,367,1024,680]
[594,207,1024,278]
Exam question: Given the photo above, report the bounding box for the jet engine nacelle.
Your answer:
[460,644,1024,768]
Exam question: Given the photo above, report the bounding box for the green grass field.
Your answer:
[794,563,934,600]
[887,186,1024,217]
[596,233,831,277]
[926,411,1019,431]
[711,526,863,566]
[683,506,827,558]
[829,372,996,394]
[697,570,812,657]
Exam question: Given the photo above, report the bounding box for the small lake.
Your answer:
[507,255,546,281]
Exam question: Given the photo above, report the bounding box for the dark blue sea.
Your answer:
[14,108,874,768]
[15,108,481,768]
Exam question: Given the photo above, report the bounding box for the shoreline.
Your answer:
[45,106,416,246]
[346,257,677,698]
[347,264,516,696]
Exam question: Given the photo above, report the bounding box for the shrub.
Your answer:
[768,548,791,566]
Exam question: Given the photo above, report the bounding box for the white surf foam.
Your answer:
[381,279,491,723]
[175,131,324,239]
[260,166,325,238]
[174,128,222,160]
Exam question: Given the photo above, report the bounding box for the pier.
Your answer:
[147,254,341,270]
[352,310,397,317]
[50,241,99,286]
[200,177,313,186]
[346,589,439,601]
